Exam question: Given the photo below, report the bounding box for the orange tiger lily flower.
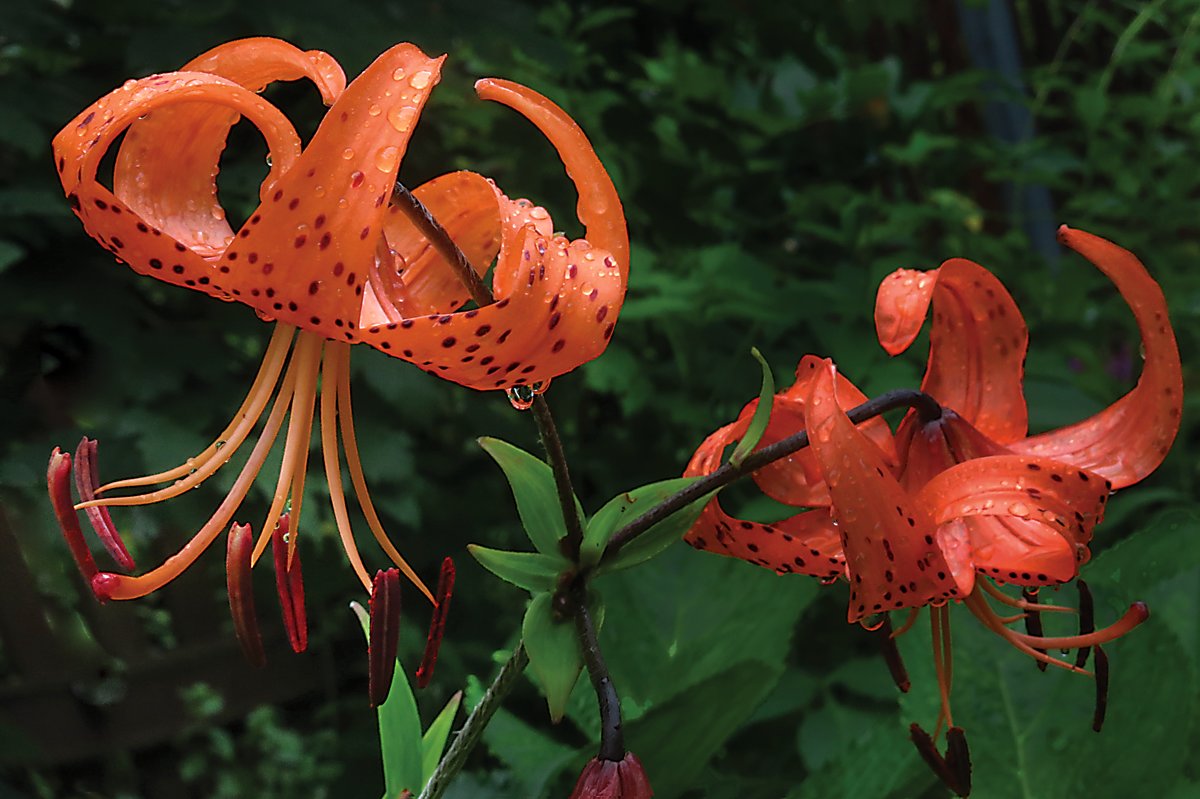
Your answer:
[48,38,625,673]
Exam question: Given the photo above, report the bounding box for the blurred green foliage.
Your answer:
[0,0,1197,797]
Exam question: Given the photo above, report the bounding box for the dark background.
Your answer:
[1,1,1197,797]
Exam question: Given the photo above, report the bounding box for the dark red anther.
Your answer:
[416,557,455,689]
[910,723,971,797]
[72,437,135,571]
[90,572,120,602]
[1092,645,1109,732]
[369,568,402,707]
[271,514,307,653]
[944,727,972,797]
[875,614,910,693]
[226,522,266,668]
[1021,588,1047,673]
[48,448,98,586]
[1075,580,1095,668]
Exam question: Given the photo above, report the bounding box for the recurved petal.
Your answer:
[368,172,503,319]
[876,261,1029,443]
[805,360,961,622]
[917,454,1111,585]
[53,71,301,298]
[113,38,345,261]
[364,225,622,390]
[1012,226,1183,488]
[475,78,629,292]
[219,43,444,341]
[681,414,845,579]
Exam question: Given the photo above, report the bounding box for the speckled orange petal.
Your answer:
[755,355,897,506]
[218,43,444,341]
[113,38,345,260]
[1013,227,1183,488]
[369,171,503,319]
[365,225,622,390]
[876,261,1029,443]
[475,78,628,293]
[918,455,1110,585]
[681,415,845,579]
[895,409,1012,492]
[805,360,960,622]
[53,72,301,298]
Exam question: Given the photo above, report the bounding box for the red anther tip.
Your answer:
[416,558,455,689]
[48,447,100,586]
[91,572,120,602]
[227,522,266,669]
[368,568,402,707]
[1057,224,1072,243]
[1131,601,1150,620]
[272,515,307,653]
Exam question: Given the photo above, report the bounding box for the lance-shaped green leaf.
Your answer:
[580,477,711,571]
[479,437,583,557]
[522,592,583,722]
[350,601,423,796]
[468,545,566,593]
[729,347,775,467]
[420,690,463,784]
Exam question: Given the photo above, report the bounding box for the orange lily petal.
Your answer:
[475,78,629,293]
[917,455,1111,585]
[218,43,444,340]
[369,171,503,319]
[875,260,1029,443]
[1013,226,1183,488]
[805,359,960,622]
[755,355,897,506]
[113,38,345,259]
[53,71,301,299]
[681,414,845,579]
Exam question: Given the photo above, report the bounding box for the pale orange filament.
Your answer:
[979,579,1076,615]
[890,607,921,638]
[92,324,296,497]
[251,331,323,564]
[930,606,953,735]
[95,357,300,600]
[319,344,374,593]
[963,589,1094,675]
[330,342,435,603]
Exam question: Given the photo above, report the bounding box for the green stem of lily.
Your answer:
[417,642,529,799]
[601,388,944,561]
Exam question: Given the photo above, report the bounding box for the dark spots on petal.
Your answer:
[497,330,511,344]
[441,337,457,348]
[149,258,162,269]
[596,306,608,322]
[174,242,187,252]
[401,320,414,329]
[360,227,370,240]
[1026,463,1041,471]
[93,198,108,210]
[480,355,494,366]
[318,233,332,250]
[272,190,283,202]
[314,214,326,229]
[495,298,510,309]
[67,193,81,211]
[552,339,566,353]
[288,198,300,211]
[1051,474,1064,483]
[548,312,561,330]
[263,263,274,275]
[172,264,185,274]
[604,323,615,339]
[294,235,307,248]
[333,262,345,277]
[311,316,322,325]
[475,324,491,337]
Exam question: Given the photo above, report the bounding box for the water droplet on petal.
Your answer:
[388,106,416,133]
[368,104,382,117]
[341,148,354,160]
[1008,502,1030,518]
[409,71,432,89]
[375,145,399,173]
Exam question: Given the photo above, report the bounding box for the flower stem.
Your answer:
[573,589,624,761]
[531,395,586,557]
[417,642,529,799]
[601,388,942,561]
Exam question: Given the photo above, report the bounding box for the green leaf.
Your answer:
[729,347,775,467]
[624,660,782,798]
[522,592,584,722]
[350,602,424,796]
[478,437,579,557]
[468,545,565,592]
[420,691,463,783]
[579,477,701,569]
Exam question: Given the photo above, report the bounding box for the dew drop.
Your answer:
[391,67,406,81]
[529,206,549,220]
[388,105,416,133]
[368,104,382,117]
[409,70,432,89]
[341,148,355,160]
[1008,502,1030,518]
[375,145,399,173]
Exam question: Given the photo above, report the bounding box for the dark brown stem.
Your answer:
[392,182,493,308]
[601,388,943,560]
[532,395,585,558]
[573,590,624,761]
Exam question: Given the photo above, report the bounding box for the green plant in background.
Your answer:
[3,2,1199,798]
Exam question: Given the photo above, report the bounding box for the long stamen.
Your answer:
[979,578,1076,615]
[319,346,374,593]
[1075,580,1096,668]
[1004,602,1147,651]
[891,607,921,638]
[416,557,455,688]
[330,342,434,603]
[1022,588,1048,673]
[94,324,296,495]
[226,521,266,668]
[939,604,954,706]
[874,615,911,692]
[963,591,1094,674]
[90,357,300,601]
[73,438,135,570]
[930,606,953,734]
[1092,646,1110,732]
[253,332,323,564]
